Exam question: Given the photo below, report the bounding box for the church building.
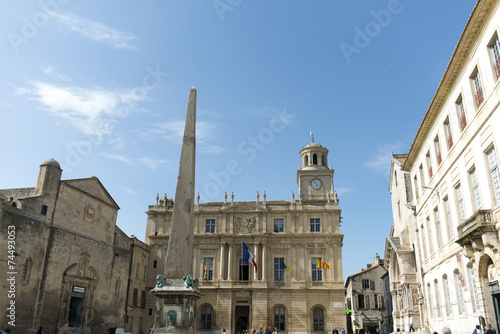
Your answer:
[143,140,346,334]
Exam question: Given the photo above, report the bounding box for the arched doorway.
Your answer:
[479,255,500,330]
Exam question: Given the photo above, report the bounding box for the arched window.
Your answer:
[442,274,452,316]
[274,306,285,330]
[201,305,213,330]
[312,307,324,331]
[305,155,309,166]
[454,269,466,314]
[434,279,441,317]
[468,263,480,312]
[313,154,318,165]
[22,257,32,284]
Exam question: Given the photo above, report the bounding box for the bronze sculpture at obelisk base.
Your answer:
[151,87,201,334]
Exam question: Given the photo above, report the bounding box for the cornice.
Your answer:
[403,0,494,171]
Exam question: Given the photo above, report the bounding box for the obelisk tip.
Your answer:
[190,86,196,91]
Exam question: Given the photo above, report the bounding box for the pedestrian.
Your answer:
[37,327,43,334]
[222,328,227,334]
[333,327,339,334]
[409,316,415,332]
[473,325,483,334]
[257,327,263,334]
[396,328,401,334]
[486,325,496,334]
[443,327,452,334]
[149,325,155,334]
[342,328,346,334]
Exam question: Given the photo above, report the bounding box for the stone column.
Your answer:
[262,242,267,281]
[219,243,225,280]
[253,243,258,281]
[228,243,233,280]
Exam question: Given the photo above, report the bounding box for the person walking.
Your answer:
[409,316,415,332]
[333,327,339,334]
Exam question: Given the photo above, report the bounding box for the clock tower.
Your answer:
[297,141,335,202]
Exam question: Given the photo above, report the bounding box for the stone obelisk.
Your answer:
[152,87,201,334]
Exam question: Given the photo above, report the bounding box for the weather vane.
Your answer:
[310,130,314,143]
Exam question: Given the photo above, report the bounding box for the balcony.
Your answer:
[456,210,497,255]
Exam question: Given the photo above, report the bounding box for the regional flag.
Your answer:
[317,259,331,270]
[204,263,208,280]
[242,241,258,273]
[279,259,292,272]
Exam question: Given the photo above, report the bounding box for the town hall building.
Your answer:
[143,140,346,334]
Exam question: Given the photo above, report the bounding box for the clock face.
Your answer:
[311,179,322,189]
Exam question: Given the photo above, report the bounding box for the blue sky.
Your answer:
[0,0,476,280]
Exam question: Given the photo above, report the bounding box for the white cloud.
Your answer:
[121,186,137,195]
[29,81,149,141]
[102,152,169,169]
[198,144,225,155]
[335,187,353,196]
[49,11,138,50]
[140,120,220,143]
[364,142,404,174]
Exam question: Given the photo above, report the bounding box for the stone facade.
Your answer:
[386,1,500,333]
[345,257,387,334]
[144,141,346,334]
[0,159,137,334]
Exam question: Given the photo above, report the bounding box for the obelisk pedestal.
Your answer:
[151,87,201,334]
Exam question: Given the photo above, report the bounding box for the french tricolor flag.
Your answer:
[242,241,258,273]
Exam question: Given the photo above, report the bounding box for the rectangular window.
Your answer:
[434,208,443,248]
[426,216,434,255]
[444,196,454,239]
[274,258,285,282]
[419,164,426,188]
[312,257,323,282]
[434,136,442,165]
[444,117,453,149]
[362,279,370,289]
[489,33,500,78]
[426,152,433,179]
[132,288,138,306]
[153,260,157,269]
[205,219,215,233]
[143,266,147,280]
[374,294,379,309]
[456,95,467,132]
[469,167,482,211]
[310,218,321,232]
[141,290,146,308]
[203,258,214,281]
[414,176,420,200]
[41,205,48,216]
[135,263,140,278]
[149,308,153,316]
[471,69,484,108]
[487,147,500,203]
[239,259,249,281]
[358,294,365,309]
[421,226,428,260]
[455,183,466,222]
[274,218,284,232]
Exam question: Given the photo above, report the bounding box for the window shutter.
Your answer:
[370,280,375,290]
[365,295,370,309]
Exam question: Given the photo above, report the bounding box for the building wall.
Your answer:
[0,160,134,334]
[144,142,346,334]
[388,1,500,333]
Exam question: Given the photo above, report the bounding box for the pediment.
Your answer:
[221,202,265,212]
[63,177,119,209]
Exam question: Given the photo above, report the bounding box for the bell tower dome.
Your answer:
[297,139,334,202]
